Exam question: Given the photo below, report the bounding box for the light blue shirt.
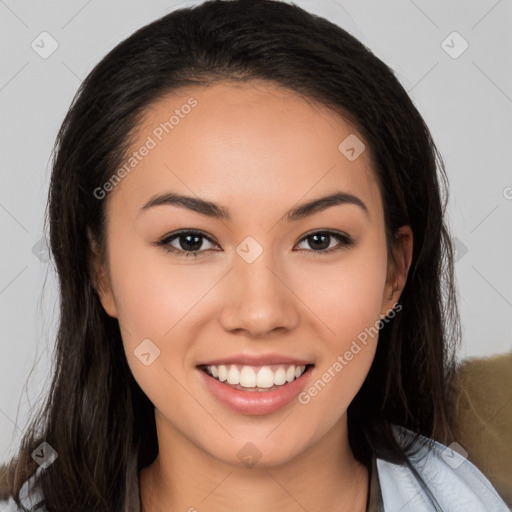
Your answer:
[0,426,509,511]
[376,427,509,511]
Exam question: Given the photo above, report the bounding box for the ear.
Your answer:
[381,225,413,317]
[87,229,118,318]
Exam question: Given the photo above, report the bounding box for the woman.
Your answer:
[1,0,508,510]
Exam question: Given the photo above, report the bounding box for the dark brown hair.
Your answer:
[6,1,460,510]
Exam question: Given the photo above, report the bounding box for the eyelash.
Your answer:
[155,229,354,258]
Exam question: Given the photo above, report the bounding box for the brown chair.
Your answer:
[444,351,512,507]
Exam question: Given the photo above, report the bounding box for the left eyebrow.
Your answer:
[284,191,369,222]
[139,191,369,221]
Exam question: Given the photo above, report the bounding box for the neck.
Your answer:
[139,412,369,512]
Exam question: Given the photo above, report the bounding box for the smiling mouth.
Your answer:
[197,363,315,391]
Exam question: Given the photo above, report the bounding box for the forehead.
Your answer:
[107,80,382,222]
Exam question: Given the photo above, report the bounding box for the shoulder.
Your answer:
[375,425,509,512]
[0,465,47,512]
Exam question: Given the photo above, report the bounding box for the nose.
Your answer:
[218,248,300,338]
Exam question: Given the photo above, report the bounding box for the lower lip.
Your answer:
[197,366,314,415]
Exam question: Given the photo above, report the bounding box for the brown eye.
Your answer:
[295,230,354,254]
[157,230,218,257]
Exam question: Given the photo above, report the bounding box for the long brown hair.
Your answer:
[6,1,460,510]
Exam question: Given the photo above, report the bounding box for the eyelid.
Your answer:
[156,229,219,255]
[298,228,351,242]
[155,228,354,257]
[294,229,354,255]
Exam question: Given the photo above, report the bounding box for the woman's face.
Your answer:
[94,80,412,467]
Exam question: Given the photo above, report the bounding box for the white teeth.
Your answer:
[256,367,274,388]
[203,364,308,389]
[240,366,256,387]
[227,366,240,385]
[218,365,228,382]
[273,367,287,385]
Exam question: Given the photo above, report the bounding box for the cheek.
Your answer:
[105,238,183,374]
[107,236,212,339]
[294,235,387,407]
[106,234,227,395]
[295,236,388,344]
[107,249,198,416]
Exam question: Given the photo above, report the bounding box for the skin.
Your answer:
[92,80,413,512]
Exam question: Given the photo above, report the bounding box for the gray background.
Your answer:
[1,0,511,464]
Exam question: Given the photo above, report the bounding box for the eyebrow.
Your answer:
[140,191,369,222]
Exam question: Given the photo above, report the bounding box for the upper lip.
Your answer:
[196,353,314,367]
